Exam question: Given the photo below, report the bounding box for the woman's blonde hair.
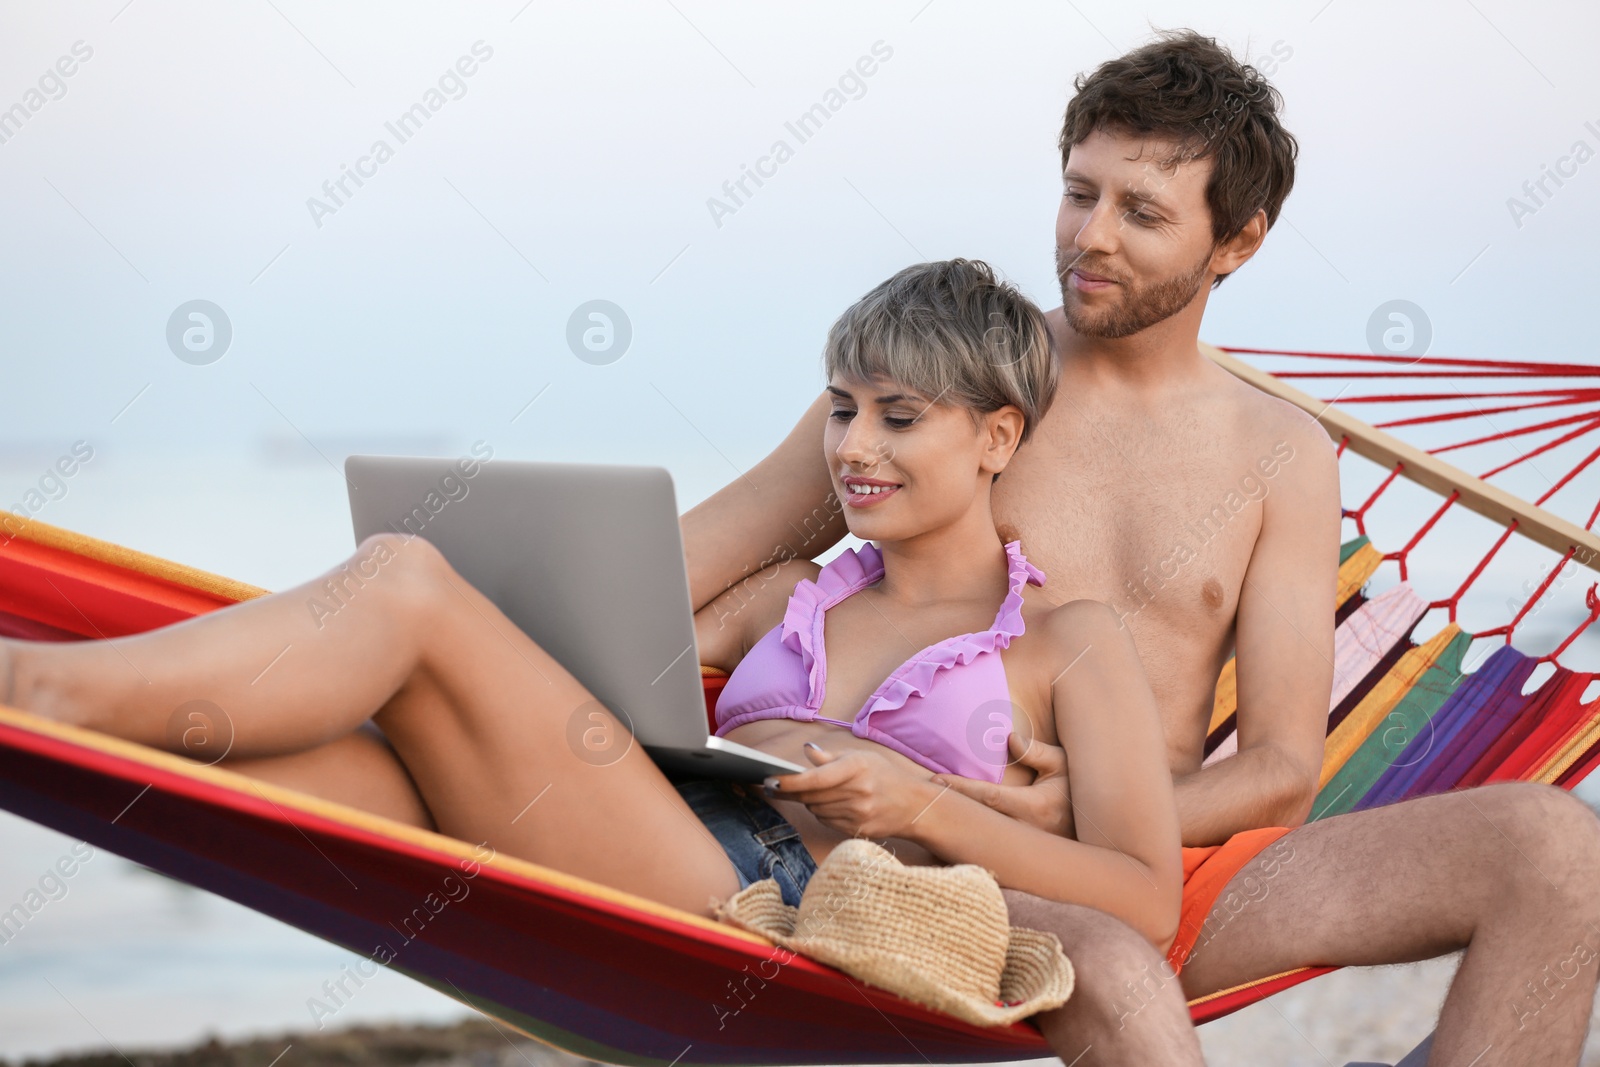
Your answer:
[823,259,1058,443]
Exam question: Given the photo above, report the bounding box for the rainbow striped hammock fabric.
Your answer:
[2,343,1600,1064]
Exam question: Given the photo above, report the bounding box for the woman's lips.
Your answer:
[841,480,901,508]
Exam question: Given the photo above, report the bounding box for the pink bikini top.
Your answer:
[715,540,1047,784]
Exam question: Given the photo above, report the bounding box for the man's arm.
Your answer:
[680,391,846,612]
[1174,418,1339,846]
[692,556,822,671]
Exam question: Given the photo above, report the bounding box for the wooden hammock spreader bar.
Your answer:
[1204,343,1600,572]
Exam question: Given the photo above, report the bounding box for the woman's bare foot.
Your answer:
[0,640,60,721]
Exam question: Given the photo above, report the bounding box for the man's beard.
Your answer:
[1055,246,1213,340]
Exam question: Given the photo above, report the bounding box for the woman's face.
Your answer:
[823,374,1016,543]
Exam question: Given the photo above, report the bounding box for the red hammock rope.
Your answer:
[1383,396,1600,431]
[1478,419,1600,481]
[1385,491,1459,582]
[1431,411,1600,454]
[1343,389,1600,404]
[1536,441,1600,510]
[1223,347,1600,377]
[1538,585,1600,664]
[1345,462,1405,536]
[1222,348,1600,479]
[1272,341,1600,658]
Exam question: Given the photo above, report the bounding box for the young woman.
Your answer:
[0,259,1182,949]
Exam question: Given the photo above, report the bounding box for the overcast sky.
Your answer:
[1,0,1594,468]
[0,0,1596,603]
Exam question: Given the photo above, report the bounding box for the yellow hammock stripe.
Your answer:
[1317,623,1462,788]
[1536,709,1600,785]
[1,509,268,603]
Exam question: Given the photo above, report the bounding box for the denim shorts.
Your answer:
[674,778,818,907]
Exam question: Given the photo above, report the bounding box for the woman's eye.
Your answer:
[829,408,856,421]
[884,416,917,429]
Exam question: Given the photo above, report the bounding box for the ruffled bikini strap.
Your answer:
[994,539,1047,642]
[863,540,1048,716]
[777,544,887,693]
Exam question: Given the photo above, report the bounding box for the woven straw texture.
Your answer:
[718,838,1073,1027]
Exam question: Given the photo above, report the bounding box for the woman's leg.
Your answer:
[0,532,743,915]
[3,533,451,754]
[223,723,436,829]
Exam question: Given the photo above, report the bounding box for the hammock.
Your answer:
[3,341,1599,1064]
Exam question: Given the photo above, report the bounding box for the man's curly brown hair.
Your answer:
[1059,29,1298,285]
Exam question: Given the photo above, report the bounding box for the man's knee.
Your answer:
[1473,782,1600,888]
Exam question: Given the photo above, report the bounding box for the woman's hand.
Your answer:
[767,741,935,840]
[929,732,1073,836]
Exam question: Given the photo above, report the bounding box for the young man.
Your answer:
[683,30,1600,1066]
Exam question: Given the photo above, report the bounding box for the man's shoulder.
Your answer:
[1200,364,1341,562]
[1204,354,1336,459]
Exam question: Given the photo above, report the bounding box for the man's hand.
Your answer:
[767,742,936,840]
[930,732,1072,835]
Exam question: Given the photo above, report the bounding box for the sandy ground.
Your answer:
[1197,953,1600,1066]
[1197,955,1454,1065]
[11,967,1600,1067]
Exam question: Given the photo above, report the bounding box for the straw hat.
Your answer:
[715,838,1074,1027]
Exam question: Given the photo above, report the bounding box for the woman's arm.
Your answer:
[904,780,1178,949]
[775,599,1183,948]
[692,556,820,672]
[780,745,1179,948]
[1030,599,1182,944]
[680,392,846,612]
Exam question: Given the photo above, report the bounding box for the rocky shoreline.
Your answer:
[0,1022,599,1067]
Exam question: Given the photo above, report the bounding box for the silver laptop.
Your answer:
[345,455,804,782]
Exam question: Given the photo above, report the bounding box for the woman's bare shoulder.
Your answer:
[1006,596,1126,718]
[1025,599,1133,686]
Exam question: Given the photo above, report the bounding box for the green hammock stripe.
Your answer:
[1309,627,1472,822]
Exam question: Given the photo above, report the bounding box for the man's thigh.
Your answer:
[1001,887,1202,1056]
[1174,781,1594,999]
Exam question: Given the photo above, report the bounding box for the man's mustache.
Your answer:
[1055,247,1125,286]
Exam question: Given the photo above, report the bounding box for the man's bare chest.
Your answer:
[990,417,1289,636]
